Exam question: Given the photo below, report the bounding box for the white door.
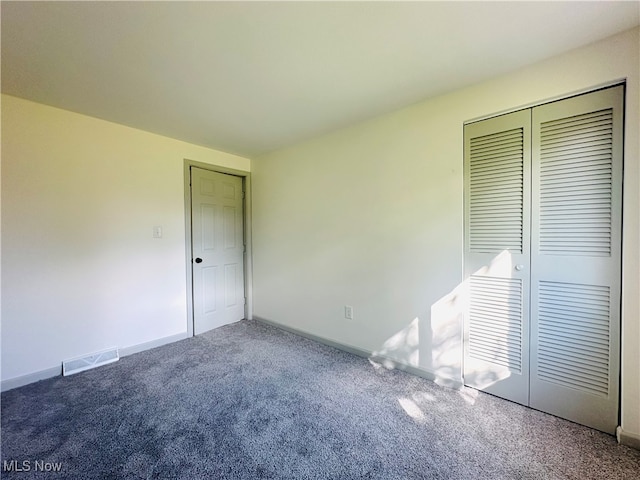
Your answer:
[463,109,532,405]
[464,86,623,434]
[529,87,623,433]
[191,167,245,334]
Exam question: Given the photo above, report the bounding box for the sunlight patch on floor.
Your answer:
[458,387,479,405]
[398,397,426,423]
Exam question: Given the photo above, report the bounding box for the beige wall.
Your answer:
[1,95,250,383]
[251,28,640,436]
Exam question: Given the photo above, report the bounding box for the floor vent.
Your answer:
[62,347,119,376]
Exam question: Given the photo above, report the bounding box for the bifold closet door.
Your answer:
[463,110,532,406]
[464,86,623,434]
[529,86,623,434]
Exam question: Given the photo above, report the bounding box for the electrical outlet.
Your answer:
[345,305,353,320]
[153,226,163,238]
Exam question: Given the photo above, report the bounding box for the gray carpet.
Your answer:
[2,320,639,479]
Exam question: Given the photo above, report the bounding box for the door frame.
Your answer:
[183,159,253,337]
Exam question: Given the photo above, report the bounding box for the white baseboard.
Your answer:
[1,332,189,392]
[1,366,62,392]
[253,316,463,390]
[119,332,188,357]
[617,426,640,451]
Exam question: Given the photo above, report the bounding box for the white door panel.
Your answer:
[464,109,531,406]
[192,168,245,334]
[529,87,623,433]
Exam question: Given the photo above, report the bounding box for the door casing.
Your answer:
[184,159,252,337]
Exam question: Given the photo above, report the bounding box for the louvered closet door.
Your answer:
[463,110,532,405]
[529,86,623,434]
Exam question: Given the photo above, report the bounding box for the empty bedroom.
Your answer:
[2,2,640,478]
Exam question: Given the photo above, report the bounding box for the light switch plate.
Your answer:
[345,305,353,320]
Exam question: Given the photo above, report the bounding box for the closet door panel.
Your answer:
[530,86,623,434]
[463,110,531,405]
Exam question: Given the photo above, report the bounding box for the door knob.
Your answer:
[515,264,524,271]
[194,258,203,264]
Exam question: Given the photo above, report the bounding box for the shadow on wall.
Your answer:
[367,249,517,403]
[367,296,463,388]
[366,293,464,388]
[369,317,421,370]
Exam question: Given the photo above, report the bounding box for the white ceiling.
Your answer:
[2,2,639,158]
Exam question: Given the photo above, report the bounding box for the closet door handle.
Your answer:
[515,264,524,271]
[194,258,203,264]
